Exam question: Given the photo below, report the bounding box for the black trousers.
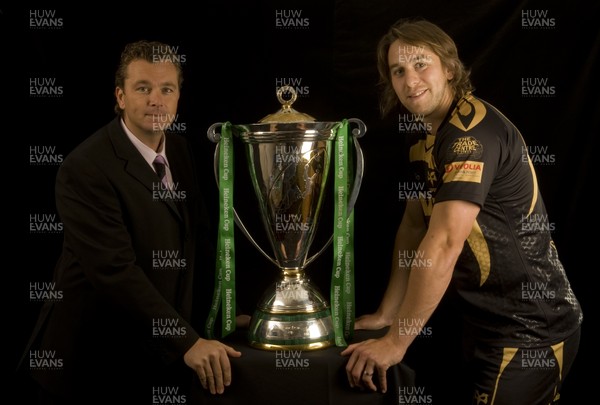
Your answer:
[466,327,581,405]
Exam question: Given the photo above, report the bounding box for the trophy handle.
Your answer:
[207,119,366,269]
[208,122,279,267]
[303,117,366,267]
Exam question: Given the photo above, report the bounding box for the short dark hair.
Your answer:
[114,40,184,115]
[376,18,474,117]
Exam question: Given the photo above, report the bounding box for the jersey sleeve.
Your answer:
[434,97,506,207]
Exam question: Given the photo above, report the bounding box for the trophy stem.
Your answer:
[282,268,303,279]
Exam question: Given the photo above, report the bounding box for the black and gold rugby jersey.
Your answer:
[408,94,582,346]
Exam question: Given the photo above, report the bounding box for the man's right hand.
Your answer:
[183,338,242,394]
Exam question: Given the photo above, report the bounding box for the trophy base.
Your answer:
[247,274,335,350]
[248,309,335,350]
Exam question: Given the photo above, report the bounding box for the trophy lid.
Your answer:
[258,85,316,123]
[230,85,341,143]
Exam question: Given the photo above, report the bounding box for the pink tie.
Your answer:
[153,155,169,188]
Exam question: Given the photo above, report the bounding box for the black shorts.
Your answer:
[466,327,580,405]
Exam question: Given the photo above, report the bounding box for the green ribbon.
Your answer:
[330,119,355,346]
[205,122,236,339]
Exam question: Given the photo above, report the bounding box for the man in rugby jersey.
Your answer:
[342,18,582,404]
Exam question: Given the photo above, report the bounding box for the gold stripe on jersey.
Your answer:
[409,134,436,166]
[409,134,437,218]
[490,347,518,405]
[550,341,565,403]
[484,102,539,216]
[523,148,539,216]
[466,220,491,286]
[551,341,565,381]
[420,198,434,218]
[448,94,487,132]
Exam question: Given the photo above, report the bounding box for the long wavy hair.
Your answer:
[376,18,473,117]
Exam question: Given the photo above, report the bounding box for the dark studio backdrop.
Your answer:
[7,0,597,402]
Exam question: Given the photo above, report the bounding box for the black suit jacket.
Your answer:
[20,117,214,400]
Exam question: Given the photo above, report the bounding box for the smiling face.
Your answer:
[115,59,180,139]
[388,40,455,128]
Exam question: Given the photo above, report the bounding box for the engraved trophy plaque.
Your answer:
[207,86,365,350]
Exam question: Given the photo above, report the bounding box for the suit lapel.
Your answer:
[108,119,183,222]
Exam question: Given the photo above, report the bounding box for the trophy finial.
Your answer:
[259,85,316,123]
[277,85,298,110]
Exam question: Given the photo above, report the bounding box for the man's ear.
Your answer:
[115,87,125,109]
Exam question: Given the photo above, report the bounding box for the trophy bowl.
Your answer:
[207,86,365,350]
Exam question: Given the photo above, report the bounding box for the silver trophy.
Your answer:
[208,86,365,350]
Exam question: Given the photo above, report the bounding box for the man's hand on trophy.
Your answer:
[184,338,242,394]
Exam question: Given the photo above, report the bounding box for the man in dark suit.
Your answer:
[20,40,241,403]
